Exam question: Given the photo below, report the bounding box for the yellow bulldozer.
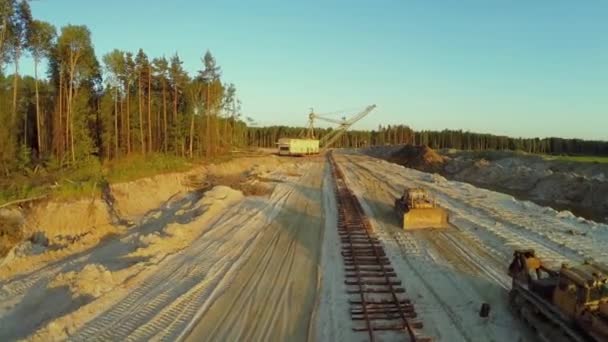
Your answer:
[508,249,608,341]
[394,188,449,229]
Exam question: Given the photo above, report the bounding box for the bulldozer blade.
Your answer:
[403,208,449,229]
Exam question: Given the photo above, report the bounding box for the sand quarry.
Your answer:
[370,145,608,223]
[1,149,608,341]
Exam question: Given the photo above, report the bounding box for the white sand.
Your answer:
[2,150,605,341]
[331,151,608,341]
[0,156,315,341]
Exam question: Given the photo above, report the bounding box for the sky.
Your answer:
[25,0,608,140]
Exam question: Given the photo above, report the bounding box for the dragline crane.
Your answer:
[306,104,376,149]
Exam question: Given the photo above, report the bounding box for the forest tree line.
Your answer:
[1,0,606,178]
[247,125,608,156]
[1,0,243,175]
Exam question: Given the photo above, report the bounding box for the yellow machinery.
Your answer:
[508,249,608,341]
[394,188,449,229]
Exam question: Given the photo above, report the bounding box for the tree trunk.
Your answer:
[68,52,79,164]
[12,49,20,125]
[66,69,72,163]
[156,107,161,151]
[58,67,64,161]
[181,137,185,157]
[114,88,119,158]
[120,91,124,155]
[23,109,27,145]
[126,82,131,155]
[197,133,201,157]
[34,58,42,155]
[138,73,145,154]
[163,79,167,152]
[215,112,220,154]
[189,113,195,158]
[173,84,178,155]
[147,65,152,153]
[205,86,210,158]
[67,49,81,164]
[69,78,75,163]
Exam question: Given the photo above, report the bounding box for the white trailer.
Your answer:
[277,138,319,156]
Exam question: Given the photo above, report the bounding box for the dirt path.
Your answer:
[0,158,322,341]
[335,152,537,341]
[184,158,325,341]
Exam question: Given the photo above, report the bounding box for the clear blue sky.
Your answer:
[27,0,608,140]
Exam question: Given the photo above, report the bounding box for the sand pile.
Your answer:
[0,170,189,279]
[26,199,114,242]
[0,208,24,258]
[0,155,285,281]
[442,150,608,222]
[0,199,122,280]
[110,167,204,220]
[0,154,299,342]
[205,157,285,196]
[19,186,245,342]
[49,264,116,299]
[130,186,244,261]
[365,146,608,222]
[388,145,446,173]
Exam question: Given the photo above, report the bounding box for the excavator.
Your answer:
[394,188,449,229]
[508,249,608,341]
[306,105,376,150]
[277,105,376,156]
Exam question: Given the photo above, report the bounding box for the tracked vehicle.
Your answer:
[394,188,449,229]
[508,249,608,341]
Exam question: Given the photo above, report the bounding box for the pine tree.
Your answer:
[102,49,126,158]
[169,54,186,155]
[55,24,99,164]
[134,49,149,155]
[28,20,55,156]
[153,57,169,152]
[198,50,222,157]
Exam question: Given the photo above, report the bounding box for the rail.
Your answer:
[328,151,430,342]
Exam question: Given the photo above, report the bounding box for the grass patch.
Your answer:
[542,155,608,164]
[105,153,192,183]
[0,159,103,206]
[0,154,194,207]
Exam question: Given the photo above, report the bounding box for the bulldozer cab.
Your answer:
[403,188,435,209]
[395,188,449,229]
[510,249,543,281]
[508,249,560,300]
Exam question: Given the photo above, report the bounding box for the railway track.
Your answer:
[328,152,430,342]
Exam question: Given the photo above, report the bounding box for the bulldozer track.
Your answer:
[328,152,430,342]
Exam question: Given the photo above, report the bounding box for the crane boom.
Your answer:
[310,114,346,126]
[319,104,376,149]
